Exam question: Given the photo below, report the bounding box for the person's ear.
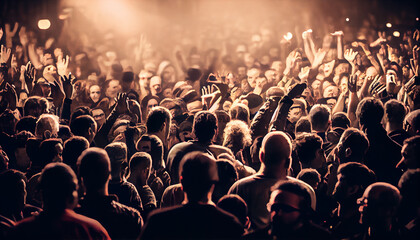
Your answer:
[259,150,265,163]
[285,157,291,169]
[345,147,352,158]
[160,121,166,132]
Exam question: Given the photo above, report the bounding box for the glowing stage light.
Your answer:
[386,23,392,28]
[345,18,350,22]
[284,32,293,41]
[393,31,400,37]
[417,17,419,21]
[38,19,51,30]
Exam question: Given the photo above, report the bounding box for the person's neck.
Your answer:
[258,164,287,180]
[86,182,109,196]
[386,122,403,134]
[150,131,166,146]
[184,192,215,206]
[337,201,359,220]
[127,174,146,187]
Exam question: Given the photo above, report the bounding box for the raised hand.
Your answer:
[201,84,222,111]
[0,45,11,64]
[0,28,3,40]
[331,31,344,37]
[348,74,358,93]
[11,54,17,70]
[287,83,307,99]
[312,48,327,68]
[298,67,310,82]
[57,55,69,76]
[19,26,29,46]
[368,75,386,96]
[115,92,129,115]
[302,29,312,40]
[61,73,76,99]
[344,49,358,64]
[5,23,18,48]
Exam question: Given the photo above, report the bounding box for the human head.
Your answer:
[128,152,152,185]
[398,169,420,222]
[260,131,292,176]
[23,96,49,118]
[293,133,325,169]
[356,97,384,128]
[104,79,121,99]
[333,162,376,204]
[146,106,171,138]
[336,128,370,164]
[0,110,17,135]
[247,68,260,89]
[358,182,401,226]
[92,108,106,128]
[0,169,27,216]
[404,109,420,135]
[193,111,218,143]
[89,84,101,103]
[308,104,331,132]
[213,160,238,203]
[15,116,37,134]
[149,76,162,96]
[136,134,165,170]
[229,103,250,124]
[39,162,79,211]
[105,142,128,180]
[62,136,89,173]
[179,152,219,203]
[288,99,307,124]
[297,168,321,190]
[397,136,420,170]
[223,120,252,155]
[385,99,406,126]
[35,114,60,139]
[295,117,312,136]
[268,181,313,234]
[217,194,249,228]
[70,115,97,144]
[39,138,64,167]
[78,148,111,193]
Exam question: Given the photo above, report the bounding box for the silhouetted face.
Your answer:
[288,107,303,124]
[247,69,259,88]
[147,99,159,115]
[270,190,303,231]
[333,173,350,203]
[137,140,151,153]
[162,66,176,83]
[150,76,162,95]
[89,85,101,103]
[92,108,106,127]
[400,143,418,169]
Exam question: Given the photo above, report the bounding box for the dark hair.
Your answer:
[331,112,350,129]
[193,111,218,142]
[293,133,323,166]
[338,128,370,163]
[39,162,77,211]
[0,169,27,213]
[273,181,312,213]
[129,152,152,172]
[338,162,376,191]
[78,148,110,191]
[179,152,219,202]
[385,99,406,125]
[70,106,92,124]
[63,136,89,173]
[398,169,420,208]
[229,103,250,123]
[297,168,321,185]
[23,96,48,118]
[70,115,96,138]
[136,134,164,170]
[15,116,37,134]
[295,117,312,135]
[217,194,248,226]
[356,97,384,127]
[39,138,63,168]
[146,106,171,133]
[309,104,330,131]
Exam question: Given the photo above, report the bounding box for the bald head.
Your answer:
[260,131,292,167]
[365,182,401,207]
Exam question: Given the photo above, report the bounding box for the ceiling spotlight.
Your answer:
[346,18,350,22]
[416,17,419,21]
[284,32,293,41]
[386,23,392,28]
[393,31,400,37]
[38,19,51,30]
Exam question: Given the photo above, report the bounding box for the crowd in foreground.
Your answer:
[0,13,420,240]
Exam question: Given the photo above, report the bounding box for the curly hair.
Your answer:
[223,120,252,155]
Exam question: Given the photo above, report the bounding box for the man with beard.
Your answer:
[327,162,376,239]
[244,180,331,240]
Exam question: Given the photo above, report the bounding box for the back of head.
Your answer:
[70,106,92,123]
[331,112,350,129]
[217,194,248,226]
[39,162,78,211]
[39,138,63,167]
[338,128,370,163]
[193,111,218,142]
[271,180,313,215]
[70,115,97,140]
[404,109,420,135]
[146,106,171,133]
[338,162,376,191]
[295,117,312,135]
[293,133,323,167]
[78,148,111,192]
[385,99,406,125]
[229,103,250,124]
[261,131,292,169]
[35,114,60,139]
[105,142,127,178]
[129,152,152,174]
[309,104,331,132]
[398,169,420,208]
[356,97,384,127]
[179,151,219,202]
[23,96,48,118]
[63,136,89,172]
[223,120,252,153]
[364,182,401,214]
[15,116,37,134]
[297,168,321,189]
[0,169,27,213]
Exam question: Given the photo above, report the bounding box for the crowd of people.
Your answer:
[0,4,420,239]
